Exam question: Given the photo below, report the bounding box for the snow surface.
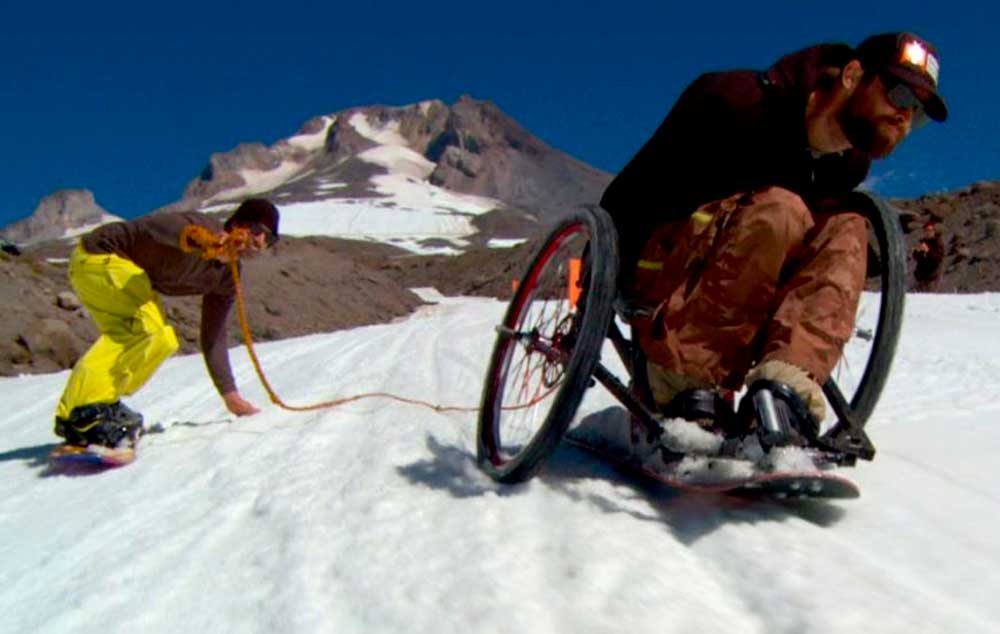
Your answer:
[274,199,475,255]
[2,292,1000,633]
[271,178,502,255]
[266,143,504,255]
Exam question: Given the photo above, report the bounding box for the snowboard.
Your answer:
[564,419,859,500]
[48,443,136,470]
[46,423,163,472]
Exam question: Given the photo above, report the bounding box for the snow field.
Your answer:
[0,294,998,633]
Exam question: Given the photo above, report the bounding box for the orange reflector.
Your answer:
[568,258,582,308]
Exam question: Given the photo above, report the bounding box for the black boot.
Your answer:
[738,380,820,450]
[651,388,744,459]
[54,401,145,448]
[660,388,739,435]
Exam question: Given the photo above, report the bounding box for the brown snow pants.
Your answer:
[628,187,868,395]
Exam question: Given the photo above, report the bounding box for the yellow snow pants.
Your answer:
[55,245,180,420]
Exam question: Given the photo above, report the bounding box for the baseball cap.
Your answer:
[225,198,280,244]
[855,32,948,122]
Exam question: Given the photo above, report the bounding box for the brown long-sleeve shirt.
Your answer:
[81,212,239,395]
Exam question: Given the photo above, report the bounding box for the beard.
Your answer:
[840,110,906,158]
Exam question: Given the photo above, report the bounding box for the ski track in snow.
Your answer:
[1,293,999,633]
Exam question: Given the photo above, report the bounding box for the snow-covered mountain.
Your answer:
[160,96,612,254]
[2,291,999,632]
[179,96,611,218]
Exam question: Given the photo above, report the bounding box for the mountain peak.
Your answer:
[1,189,122,245]
[166,97,612,228]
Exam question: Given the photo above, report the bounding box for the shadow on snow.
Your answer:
[1,419,227,478]
[396,408,849,544]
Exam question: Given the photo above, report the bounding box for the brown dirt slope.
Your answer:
[0,237,424,378]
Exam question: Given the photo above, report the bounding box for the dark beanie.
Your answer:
[225,198,280,235]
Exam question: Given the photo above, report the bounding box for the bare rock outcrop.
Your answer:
[1,189,119,245]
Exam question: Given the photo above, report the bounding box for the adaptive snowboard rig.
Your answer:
[560,396,863,500]
[477,196,904,488]
[564,431,860,500]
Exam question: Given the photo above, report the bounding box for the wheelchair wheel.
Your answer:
[478,206,618,483]
[823,193,906,432]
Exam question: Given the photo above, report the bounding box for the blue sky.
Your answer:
[1,1,994,228]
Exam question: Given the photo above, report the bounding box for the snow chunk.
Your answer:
[368,173,499,215]
[487,238,528,249]
[348,113,410,146]
[205,160,306,205]
[287,115,334,151]
[358,145,436,180]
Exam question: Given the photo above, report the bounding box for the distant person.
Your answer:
[912,220,945,291]
[601,32,948,446]
[0,237,21,256]
[53,199,280,448]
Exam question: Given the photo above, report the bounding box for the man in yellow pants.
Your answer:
[54,199,280,448]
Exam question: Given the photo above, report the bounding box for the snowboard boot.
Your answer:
[54,401,145,448]
[660,388,738,434]
[737,380,821,450]
[645,364,743,438]
[652,388,743,460]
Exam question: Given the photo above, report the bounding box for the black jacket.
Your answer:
[600,43,872,270]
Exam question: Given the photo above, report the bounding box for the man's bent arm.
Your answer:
[200,293,237,396]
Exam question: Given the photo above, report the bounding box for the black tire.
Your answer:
[823,192,906,430]
[477,206,619,483]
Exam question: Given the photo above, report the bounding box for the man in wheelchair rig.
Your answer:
[600,32,947,449]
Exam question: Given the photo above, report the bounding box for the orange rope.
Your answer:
[181,224,554,415]
[229,254,483,412]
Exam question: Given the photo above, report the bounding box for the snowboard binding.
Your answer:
[54,401,145,449]
[738,380,821,451]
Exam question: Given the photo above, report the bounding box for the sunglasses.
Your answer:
[882,76,930,128]
[249,223,279,247]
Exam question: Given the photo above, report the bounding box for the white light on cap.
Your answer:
[899,40,939,86]
[901,41,928,68]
